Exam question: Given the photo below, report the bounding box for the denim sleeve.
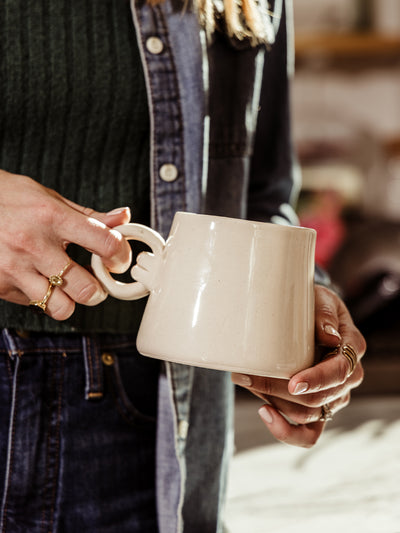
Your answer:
[248,1,336,289]
[247,0,300,225]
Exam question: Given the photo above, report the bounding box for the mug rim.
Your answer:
[174,211,317,235]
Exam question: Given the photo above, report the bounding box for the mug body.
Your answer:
[136,212,316,378]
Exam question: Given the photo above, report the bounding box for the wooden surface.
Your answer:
[295,32,400,68]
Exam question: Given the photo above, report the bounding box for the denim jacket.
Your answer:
[130,1,294,531]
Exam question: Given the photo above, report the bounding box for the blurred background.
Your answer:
[293,0,400,381]
[226,1,400,531]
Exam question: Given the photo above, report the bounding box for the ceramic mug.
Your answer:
[91,212,317,378]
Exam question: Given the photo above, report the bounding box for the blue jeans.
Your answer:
[0,329,159,533]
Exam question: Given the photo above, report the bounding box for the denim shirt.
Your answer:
[130,1,294,531]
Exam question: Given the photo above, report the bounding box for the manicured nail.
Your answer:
[233,374,253,387]
[293,382,309,395]
[258,405,273,424]
[106,207,130,216]
[324,324,342,341]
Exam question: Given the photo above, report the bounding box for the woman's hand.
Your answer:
[0,170,132,320]
[232,284,366,448]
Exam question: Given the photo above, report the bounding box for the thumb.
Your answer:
[101,207,131,228]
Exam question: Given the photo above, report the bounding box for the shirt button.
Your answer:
[159,163,178,182]
[146,36,164,55]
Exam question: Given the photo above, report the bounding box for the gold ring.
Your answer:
[29,260,72,314]
[320,403,333,422]
[342,344,358,376]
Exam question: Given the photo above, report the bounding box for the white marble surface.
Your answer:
[226,395,400,533]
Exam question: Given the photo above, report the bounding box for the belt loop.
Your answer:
[82,335,104,401]
[1,329,23,360]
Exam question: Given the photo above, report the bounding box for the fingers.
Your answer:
[233,371,352,447]
[232,364,362,408]
[257,404,325,448]
[232,373,288,399]
[19,259,108,321]
[314,285,366,353]
[61,198,132,228]
[259,392,351,426]
[0,173,131,320]
[34,188,132,274]
[231,286,367,448]
[287,286,366,396]
[288,346,365,399]
[253,389,350,448]
[58,198,132,272]
[58,216,132,274]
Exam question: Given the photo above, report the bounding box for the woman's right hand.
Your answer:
[0,169,132,320]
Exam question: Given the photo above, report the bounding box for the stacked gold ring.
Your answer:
[342,344,358,376]
[29,260,72,314]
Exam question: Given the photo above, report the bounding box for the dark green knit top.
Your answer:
[0,0,151,334]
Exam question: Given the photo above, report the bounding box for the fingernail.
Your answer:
[106,207,130,217]
[324,324,342,341]
[232,374,253,387]
[258,405,273,424]
[293,382,309,395]
[86,289,108,306]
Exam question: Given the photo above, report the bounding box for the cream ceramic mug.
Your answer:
[91,212,317,378]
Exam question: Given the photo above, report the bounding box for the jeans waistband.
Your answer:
[0,328,138,401]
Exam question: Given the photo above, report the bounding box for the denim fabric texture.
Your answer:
[131,0,293,532]
[0,329,159,533]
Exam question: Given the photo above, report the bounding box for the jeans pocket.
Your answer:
[102,351,158,428]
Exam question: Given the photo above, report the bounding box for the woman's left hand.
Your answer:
[231,284,366,448]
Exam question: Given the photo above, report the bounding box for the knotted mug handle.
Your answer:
[91,223,165,300]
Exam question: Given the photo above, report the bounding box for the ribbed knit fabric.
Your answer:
[0,0,151,334]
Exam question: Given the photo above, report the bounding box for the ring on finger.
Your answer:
[342,344,358,377]
[320,403,333,422]
[29,260,72,314]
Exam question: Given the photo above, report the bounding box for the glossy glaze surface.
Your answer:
[92,212,317,378]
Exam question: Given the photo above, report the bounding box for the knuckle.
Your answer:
[306,394,325,408]
[35,201,60,228]
[10,231,43,257]
[103,230,123,259]
[75,282,101,304]
[292,406,316,425]
[81,206,96,218]
[357,363,364,384]
[351,364,364,387]
[321,391,334,405]
[359,336,367,356]
[317,302,336,321]
[339,359,350,383]
[342,392,351,408]
[304,407,319,424]
[51,299,75,321]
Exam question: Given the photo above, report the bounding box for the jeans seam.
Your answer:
[5,357,13,388]
[40,354,65,533]
[86,337,95,397]
[84,337,103,400]
[1,357,21,533]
